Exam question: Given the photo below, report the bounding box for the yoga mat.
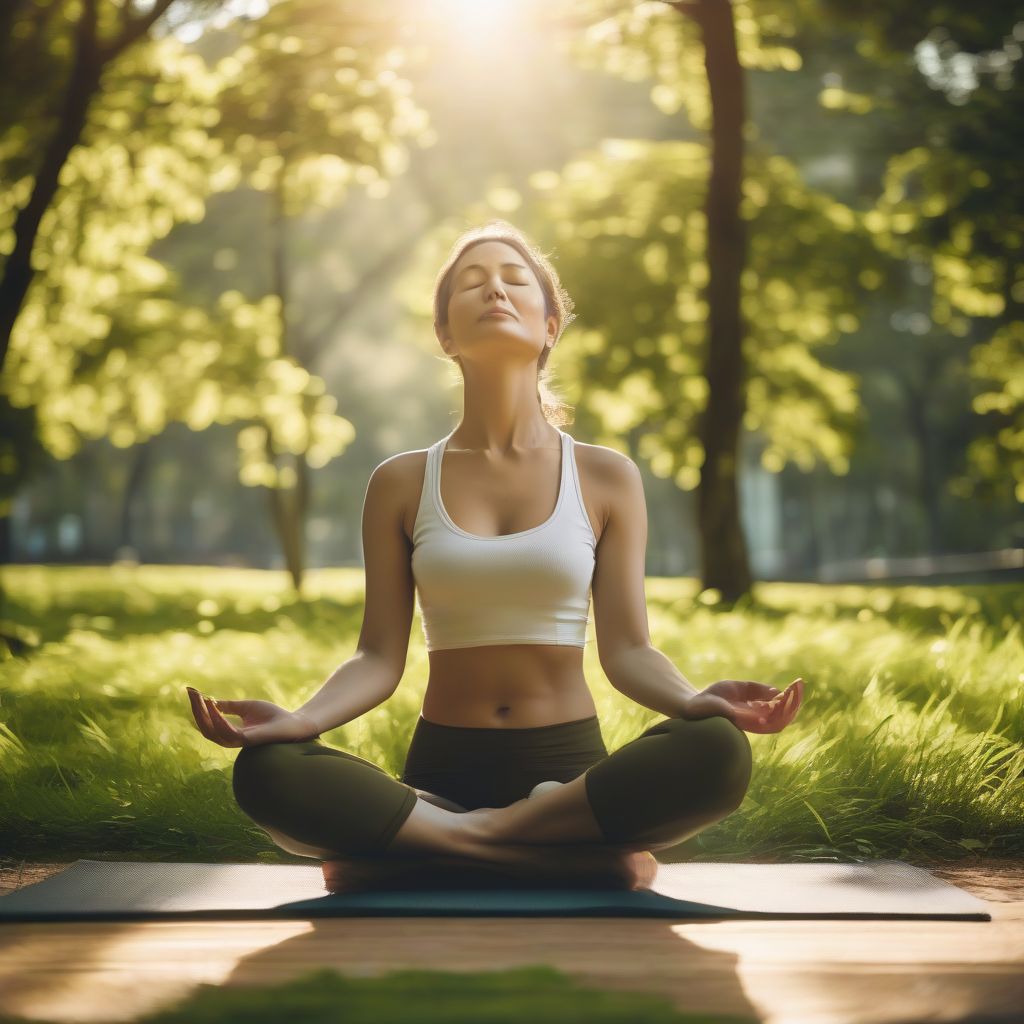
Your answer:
[0,859,991,922]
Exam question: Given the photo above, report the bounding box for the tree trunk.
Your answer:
[262,180,307,595]
[118,437,154,552]
[678,0,752,602]
[0,513,11,567]
[0,0,102,373]
[264,426,306,594]
[897,374,942,556]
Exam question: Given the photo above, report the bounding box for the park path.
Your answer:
[1,856,1022,1024]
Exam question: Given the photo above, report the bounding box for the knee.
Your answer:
[670,715,753,811]
[233,739,293,778]
[231,742,299,817]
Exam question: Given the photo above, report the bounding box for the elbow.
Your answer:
[599,641,652,682]
[348,648,405,700]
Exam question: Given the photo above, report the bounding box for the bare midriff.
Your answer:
[422,643,598,728]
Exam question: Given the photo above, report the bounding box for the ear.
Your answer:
[546,313,559,347]
[434,321,452,353]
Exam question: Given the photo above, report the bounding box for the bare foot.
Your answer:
[322,845,660,893]
[443,842,653,890]
[628,850,660,891]
[323,857,426,893]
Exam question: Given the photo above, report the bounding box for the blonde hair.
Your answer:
[432,220,576,427]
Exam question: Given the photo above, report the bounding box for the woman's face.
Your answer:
[438,240,557,363]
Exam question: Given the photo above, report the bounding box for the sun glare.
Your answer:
[429,0,540,54]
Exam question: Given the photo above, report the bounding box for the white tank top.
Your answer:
[411,427,597,652]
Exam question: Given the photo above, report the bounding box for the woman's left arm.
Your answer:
[588,447,804,733]
[601,643,700,717]
[591,451,702,716]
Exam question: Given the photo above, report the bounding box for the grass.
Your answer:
[0,965,761,1024]
[0,564,1022,866]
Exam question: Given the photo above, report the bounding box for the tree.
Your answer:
[519,139,878,505]
[209,0,433,590]
[1,0,433,598]
[561,0,831,599]
[802,0,1023,506]
[0,22,356,550]
[0,0,221,372]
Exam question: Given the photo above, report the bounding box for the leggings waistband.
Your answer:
[404,712,607,767]
[415,713,599,734]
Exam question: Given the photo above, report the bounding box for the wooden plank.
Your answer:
[0,858,1021,1024]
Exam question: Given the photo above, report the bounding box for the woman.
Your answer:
[186,220,804,892]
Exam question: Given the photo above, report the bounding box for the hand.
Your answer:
[186,686,321,748]
[678,678,804,734]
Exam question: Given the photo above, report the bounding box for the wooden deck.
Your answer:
[1,857,1021,1024]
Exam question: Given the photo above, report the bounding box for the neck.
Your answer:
[447,361,559,453]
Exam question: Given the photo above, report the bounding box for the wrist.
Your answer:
[670,692,697,719]
[292,709,321,736]
[673,691,725,722]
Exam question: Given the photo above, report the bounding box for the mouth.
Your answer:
[480,309,516,320]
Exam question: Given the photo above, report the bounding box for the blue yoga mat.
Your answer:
[0,858,991,922]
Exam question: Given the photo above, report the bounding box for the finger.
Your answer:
[789,681,804,717]
[760,690,791,727]
[762,694,794,732]
[780,685,800,723]
[755,683,803,732]
[187,687,217,740]
[205,697,242,746]
[199,695,226,741]
[741,703,773,731]
[206,698,242,744]
[211,699,249,741]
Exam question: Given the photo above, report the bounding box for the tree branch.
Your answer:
[103,0,178,60]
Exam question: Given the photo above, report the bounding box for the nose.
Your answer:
[483,275,508,302]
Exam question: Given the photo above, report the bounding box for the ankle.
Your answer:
[455,805,510,848]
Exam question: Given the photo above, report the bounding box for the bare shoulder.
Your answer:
[573,439,641,485]
[374,447,428,477]
[370,448,431,544]
[571,440,644,541]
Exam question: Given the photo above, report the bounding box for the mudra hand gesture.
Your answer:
[680,678,804,734]
[186,686,320,748]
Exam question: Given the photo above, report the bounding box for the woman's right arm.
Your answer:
[188,457,415,747]
[188,650,402,748]
[292,455,416,734]
[291,650,404,735]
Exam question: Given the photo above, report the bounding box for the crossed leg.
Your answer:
[333,715,752,889]
[232,714,752,890]
[322,786,652,891]
[475,714,754,852]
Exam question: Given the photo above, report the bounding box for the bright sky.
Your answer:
[170,0,537,48]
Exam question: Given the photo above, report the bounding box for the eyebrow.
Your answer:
[455,262,529,278]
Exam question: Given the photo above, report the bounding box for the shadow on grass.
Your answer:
[1,589,364,653]
[0,964,760,1024]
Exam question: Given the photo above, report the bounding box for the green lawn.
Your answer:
[0,965,760,1024]
[1,565,1021,864]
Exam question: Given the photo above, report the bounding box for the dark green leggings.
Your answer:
[232,712,752,859]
